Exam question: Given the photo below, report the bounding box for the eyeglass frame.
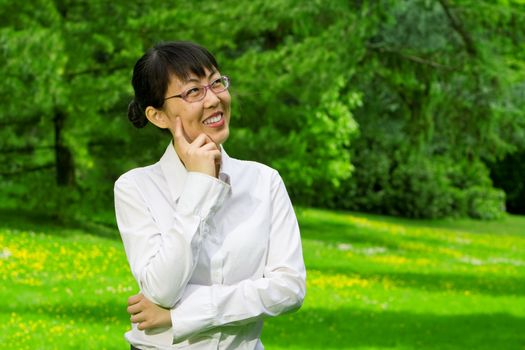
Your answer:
[164,75,230,103]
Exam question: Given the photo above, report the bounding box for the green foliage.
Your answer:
[333,0,525,218]
[465,186,506,220]
[216,0,365,204]
[0,0,524,218]
[0,0,364,214]
[2,208,525,348]
[338,146,506,219]
[388,155,457,219]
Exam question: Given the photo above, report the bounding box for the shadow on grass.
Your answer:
[307,208,525,237]
[262,307,525,349]
[374,270,525,296]
[298,209,472,253]
[298,211,492,255]
[299,216,402,251]
[306,261,525,296]
[0,208,120,240]
[1,298,129,324]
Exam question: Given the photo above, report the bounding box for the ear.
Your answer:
[145,106,169,129]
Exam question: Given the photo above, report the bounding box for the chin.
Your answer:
[215,129,229,145]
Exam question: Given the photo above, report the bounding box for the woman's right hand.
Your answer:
[173,117,221,178]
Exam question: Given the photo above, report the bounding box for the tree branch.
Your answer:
[88,140,126,148]
[0,163,55,177]
[0,117,43,127]
[0,145,55,154]
[438,0,477,56]
[367,44,455,70]
[66,63,128,78]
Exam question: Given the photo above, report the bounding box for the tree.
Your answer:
[336,0,525,219]
[0,0,362,215]
[1,0,523,219]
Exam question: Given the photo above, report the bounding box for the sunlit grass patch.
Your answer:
[1,208,525,349]
[0,227,134,349]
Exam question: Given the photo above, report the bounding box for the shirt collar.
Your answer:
[159,141,233,202]
[218,145,233,185]
[159,141,187,203]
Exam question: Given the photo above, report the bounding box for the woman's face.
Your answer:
[162,68,231,146]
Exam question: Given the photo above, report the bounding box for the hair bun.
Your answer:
[127,99,148,128]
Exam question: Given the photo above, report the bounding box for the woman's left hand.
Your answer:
[127,293,172,330]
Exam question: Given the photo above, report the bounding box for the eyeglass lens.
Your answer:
[184,76,229,102]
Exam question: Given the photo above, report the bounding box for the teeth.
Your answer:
[203,114,222,125]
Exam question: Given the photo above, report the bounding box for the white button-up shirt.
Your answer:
[114,142,306,349]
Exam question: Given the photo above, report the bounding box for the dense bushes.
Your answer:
[337,149,505,219]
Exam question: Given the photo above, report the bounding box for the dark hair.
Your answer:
[127,41,220,128]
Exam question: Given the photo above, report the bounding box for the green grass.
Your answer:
[1,208,524,349]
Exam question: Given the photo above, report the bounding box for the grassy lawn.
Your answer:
[1,208,524,349]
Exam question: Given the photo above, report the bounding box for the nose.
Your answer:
[203,87,220,108]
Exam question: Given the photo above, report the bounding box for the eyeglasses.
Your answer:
[164,76,230,103]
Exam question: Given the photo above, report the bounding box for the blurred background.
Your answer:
[1,1,524,349]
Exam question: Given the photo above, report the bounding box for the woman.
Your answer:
[114,41,306,350]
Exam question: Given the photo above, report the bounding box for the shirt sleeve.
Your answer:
[114,171,230,308]
[169,171,306,343]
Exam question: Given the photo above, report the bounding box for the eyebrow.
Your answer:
[184,69,218,83]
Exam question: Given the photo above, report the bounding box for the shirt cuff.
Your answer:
[170,285,217,343]
[176,172,231,219]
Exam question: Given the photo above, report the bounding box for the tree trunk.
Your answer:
[53,110,75,186]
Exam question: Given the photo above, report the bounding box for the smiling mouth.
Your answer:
[203,112,224,127]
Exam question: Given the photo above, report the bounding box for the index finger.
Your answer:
[127,293,144,306]
[173,117,190,148]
